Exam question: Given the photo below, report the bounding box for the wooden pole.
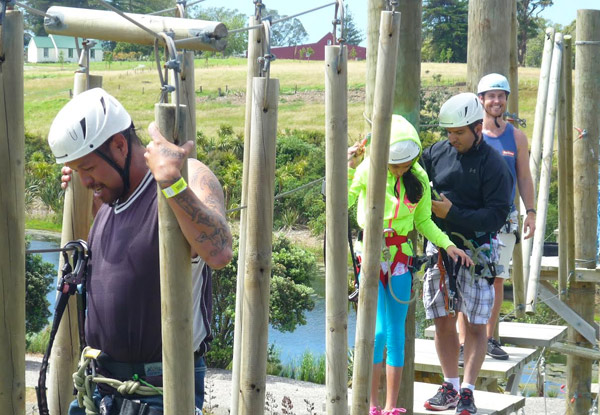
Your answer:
[180,51,197,158]
[567,10,600,415]
[351,11,401,415]
[522,27,555,282]
[0,9,25,415]
[365,0,386,130]
[557,36,573,302]
[45,6,227,52]
[239,77,279,415]
[526,33,563,314]
[393,1,421,412]
[231,16,263,415]
[466,0,511,91]
[155,104,194,415]
[47,72,100,415]
[508,0,525,319]
[325,44,349,415]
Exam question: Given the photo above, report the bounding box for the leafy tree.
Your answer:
[265,8,308,47]
[25,238,55,334]
[206,233,316,368]
[517,0,553,66]
[342,6,364,46]
[422,0,468,63]
[192,7,248,56]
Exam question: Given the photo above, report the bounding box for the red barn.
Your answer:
[271,33,366,61]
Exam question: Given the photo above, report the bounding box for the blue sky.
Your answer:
[197,0,598,45]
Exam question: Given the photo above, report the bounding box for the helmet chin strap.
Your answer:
[494,116,501,128]
[95,129,133,205]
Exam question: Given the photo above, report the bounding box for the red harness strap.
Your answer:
[380,232,411,287]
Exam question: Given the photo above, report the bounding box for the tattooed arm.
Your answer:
[145,122,233,269]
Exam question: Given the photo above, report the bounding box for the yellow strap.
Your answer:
[161,177,188,198]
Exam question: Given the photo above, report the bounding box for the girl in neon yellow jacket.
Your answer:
[348,115,471,415]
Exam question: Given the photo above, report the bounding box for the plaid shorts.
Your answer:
[423,263,494,325]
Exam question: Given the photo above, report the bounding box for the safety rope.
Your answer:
[226,176,325,214]
[73,347,165,415]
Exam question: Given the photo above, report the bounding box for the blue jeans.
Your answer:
[68,357,207,414]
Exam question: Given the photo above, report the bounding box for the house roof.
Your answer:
[29,34,102,50]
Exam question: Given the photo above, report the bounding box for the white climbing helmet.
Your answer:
[438,93,484,128]
[48,88,132,163]
[388,115,421,164]
[477,73,511,96]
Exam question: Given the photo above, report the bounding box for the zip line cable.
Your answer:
[150,0,206,16]
[14,1,52,18]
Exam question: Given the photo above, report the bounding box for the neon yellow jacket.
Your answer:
[348,116,453,259]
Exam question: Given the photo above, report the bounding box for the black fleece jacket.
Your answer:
[420,138,513,249]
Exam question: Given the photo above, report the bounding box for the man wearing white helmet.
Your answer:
[420,93,512,415]
[456,73,536,362]
[48,88,233,414]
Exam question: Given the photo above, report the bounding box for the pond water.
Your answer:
[29,237,357,365]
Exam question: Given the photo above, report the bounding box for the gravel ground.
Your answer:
[25,355,568,415]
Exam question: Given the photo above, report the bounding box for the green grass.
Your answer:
[26,217,62,232]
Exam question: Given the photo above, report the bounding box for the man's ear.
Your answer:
[478,93,485,104]
[474,123,483,136]
[110,133,128,159]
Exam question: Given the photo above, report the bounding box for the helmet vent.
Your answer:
[100,96,107,115]
[79,118,87,140]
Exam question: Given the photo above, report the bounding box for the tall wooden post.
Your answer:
[568,10,600,415]
[231,16,263,415]
[365,0,386,129]
[0,9,25,415]
[47,73,101,415]
[155,104,194,415]
[351,11,401,415]
[557,36,573,302]
[526,34,563,314]
[466,0,511,91]
[325,44,349,415]
[394,1,422,412]
[180,51,197,158]
[239,77,279,415]
[508,0,525,319]
[522,27,555,281]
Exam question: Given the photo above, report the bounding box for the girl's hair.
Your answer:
[394,166,423,204]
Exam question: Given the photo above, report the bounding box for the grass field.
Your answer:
[25,58,543,143]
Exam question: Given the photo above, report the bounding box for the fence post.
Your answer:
[325,44,349,415]
[567,9,600,415]
[351,10,401,415]
[239,76,279,415]
[155,104,194,415]
[0,9,25,415]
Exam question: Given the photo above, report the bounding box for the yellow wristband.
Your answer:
[161,177,187,198]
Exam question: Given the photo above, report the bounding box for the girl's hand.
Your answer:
[446,245,473,267]
[347,141,365,169]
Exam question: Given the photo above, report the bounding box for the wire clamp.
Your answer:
[161,85,176,93]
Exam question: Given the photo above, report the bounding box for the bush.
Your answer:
[206,232,316,369]
[25,238,55,335]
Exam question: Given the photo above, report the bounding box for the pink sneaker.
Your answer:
[369,406,382,415]
[382,409,407,415]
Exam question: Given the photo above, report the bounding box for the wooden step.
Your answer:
[413,382,525,415]
[424,321,567,348]
[414,338,539,395]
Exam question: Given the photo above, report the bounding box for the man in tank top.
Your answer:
[48,88,233,414]
[457,73,536,363]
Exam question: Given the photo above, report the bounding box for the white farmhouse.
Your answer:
[27,34,103,63]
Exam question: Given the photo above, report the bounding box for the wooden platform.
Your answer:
[413,382,525,415]
[424,322,567,348]
[414,338,539,394]
[538,255,600,282]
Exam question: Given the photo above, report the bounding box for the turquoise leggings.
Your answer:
[371,271,412,367]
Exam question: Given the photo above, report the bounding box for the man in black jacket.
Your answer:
[420,93,513,415]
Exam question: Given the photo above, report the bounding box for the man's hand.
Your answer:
[145,122,195,186]
[431,193,452,219]
[523,211,536,240]
[60,166,73,190]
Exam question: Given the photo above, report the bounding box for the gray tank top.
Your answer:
[86,171,212,364]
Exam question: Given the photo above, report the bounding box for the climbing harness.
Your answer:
[36,240,90,415]
[450,232,499,282]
